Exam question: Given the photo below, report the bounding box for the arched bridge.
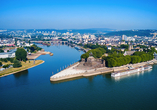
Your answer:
[31,41,68,44]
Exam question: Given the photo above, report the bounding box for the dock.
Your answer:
[27,49,53,60]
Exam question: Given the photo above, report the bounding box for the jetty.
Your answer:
[50,59,157,82]
[27,49,53,60]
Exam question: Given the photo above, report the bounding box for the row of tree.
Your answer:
[0,58,14,63]
[102,51,154,67]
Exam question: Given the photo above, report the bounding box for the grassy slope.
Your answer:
[0,60,44,77]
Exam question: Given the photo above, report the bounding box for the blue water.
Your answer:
[0,45,157,110]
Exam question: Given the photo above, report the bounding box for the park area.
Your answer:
[0,60,44,77]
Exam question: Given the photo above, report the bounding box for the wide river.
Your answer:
[1,45,157,110]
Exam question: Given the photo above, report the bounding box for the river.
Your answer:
[0,45,157,110]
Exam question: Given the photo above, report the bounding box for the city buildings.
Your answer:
[0,29,157,54]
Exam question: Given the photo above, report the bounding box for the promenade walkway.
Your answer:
[50,63,86,79]
[50,59,157,82]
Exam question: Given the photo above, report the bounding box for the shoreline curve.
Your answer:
[0,60,45,78]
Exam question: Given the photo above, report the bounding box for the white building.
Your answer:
[90,35,96,39]
[62,32,73,36]
[123,51,135,56]
[127,37,135,42]
[0,49,16,58]
[122,35,125,40]
[107,46,112,50]
[83,35,89,39]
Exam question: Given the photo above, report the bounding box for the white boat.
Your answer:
[111,65,152,77]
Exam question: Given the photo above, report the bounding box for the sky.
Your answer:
[0,0,157,30]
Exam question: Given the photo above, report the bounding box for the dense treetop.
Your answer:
[13,59,22,68]
[15,48,27,61]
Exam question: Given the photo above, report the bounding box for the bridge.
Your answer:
[31,40,68,44]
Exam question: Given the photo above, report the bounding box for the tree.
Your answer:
[30,46,35,52]
[29,44,42,52]
[123,57,128,65]
[140,54,146,62]
[27,48,29,52]
[10,58,14,63]
[131,56,141,64]
[29,40,31,45]
[3,58,8,62]
[137,56,141,63]
[108,58,117,67]
[119,57,125,66]
[15,38,17,46]
[125,55,131,64]
[15,48,27,61]
[13,59,22,68]
[133,51,145,56]
[0,62,2,66]
[97,48,106,54]
[81,53,89,59]
[102,56,107,60]
[0,49,4,53]
[92,49,102,58]
[3,64,10,68]
[115,58,121,66]
[120,44,129,50]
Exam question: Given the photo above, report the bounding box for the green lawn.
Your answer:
[0,60,44,77]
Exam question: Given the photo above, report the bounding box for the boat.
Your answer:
[111,65,152,77]
[75,46,81,50]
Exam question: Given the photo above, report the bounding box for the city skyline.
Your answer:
[0,0,157,30]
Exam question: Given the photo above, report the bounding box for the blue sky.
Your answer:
[0,0,157,30]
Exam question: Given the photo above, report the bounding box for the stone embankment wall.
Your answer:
[113,66,128,72]
[50,59,157,82]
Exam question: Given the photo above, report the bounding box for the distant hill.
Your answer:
[34,28,114,34]
[5,28,115,34]
[5,29,157,36]
[104,30,157,37]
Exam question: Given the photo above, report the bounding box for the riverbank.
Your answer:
[27,49,53,60]
[50,59,157,82]
[0,60,44,78]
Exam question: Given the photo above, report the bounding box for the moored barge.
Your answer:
[111,65,152,77]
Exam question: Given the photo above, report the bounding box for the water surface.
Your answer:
[0,45,157,110]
